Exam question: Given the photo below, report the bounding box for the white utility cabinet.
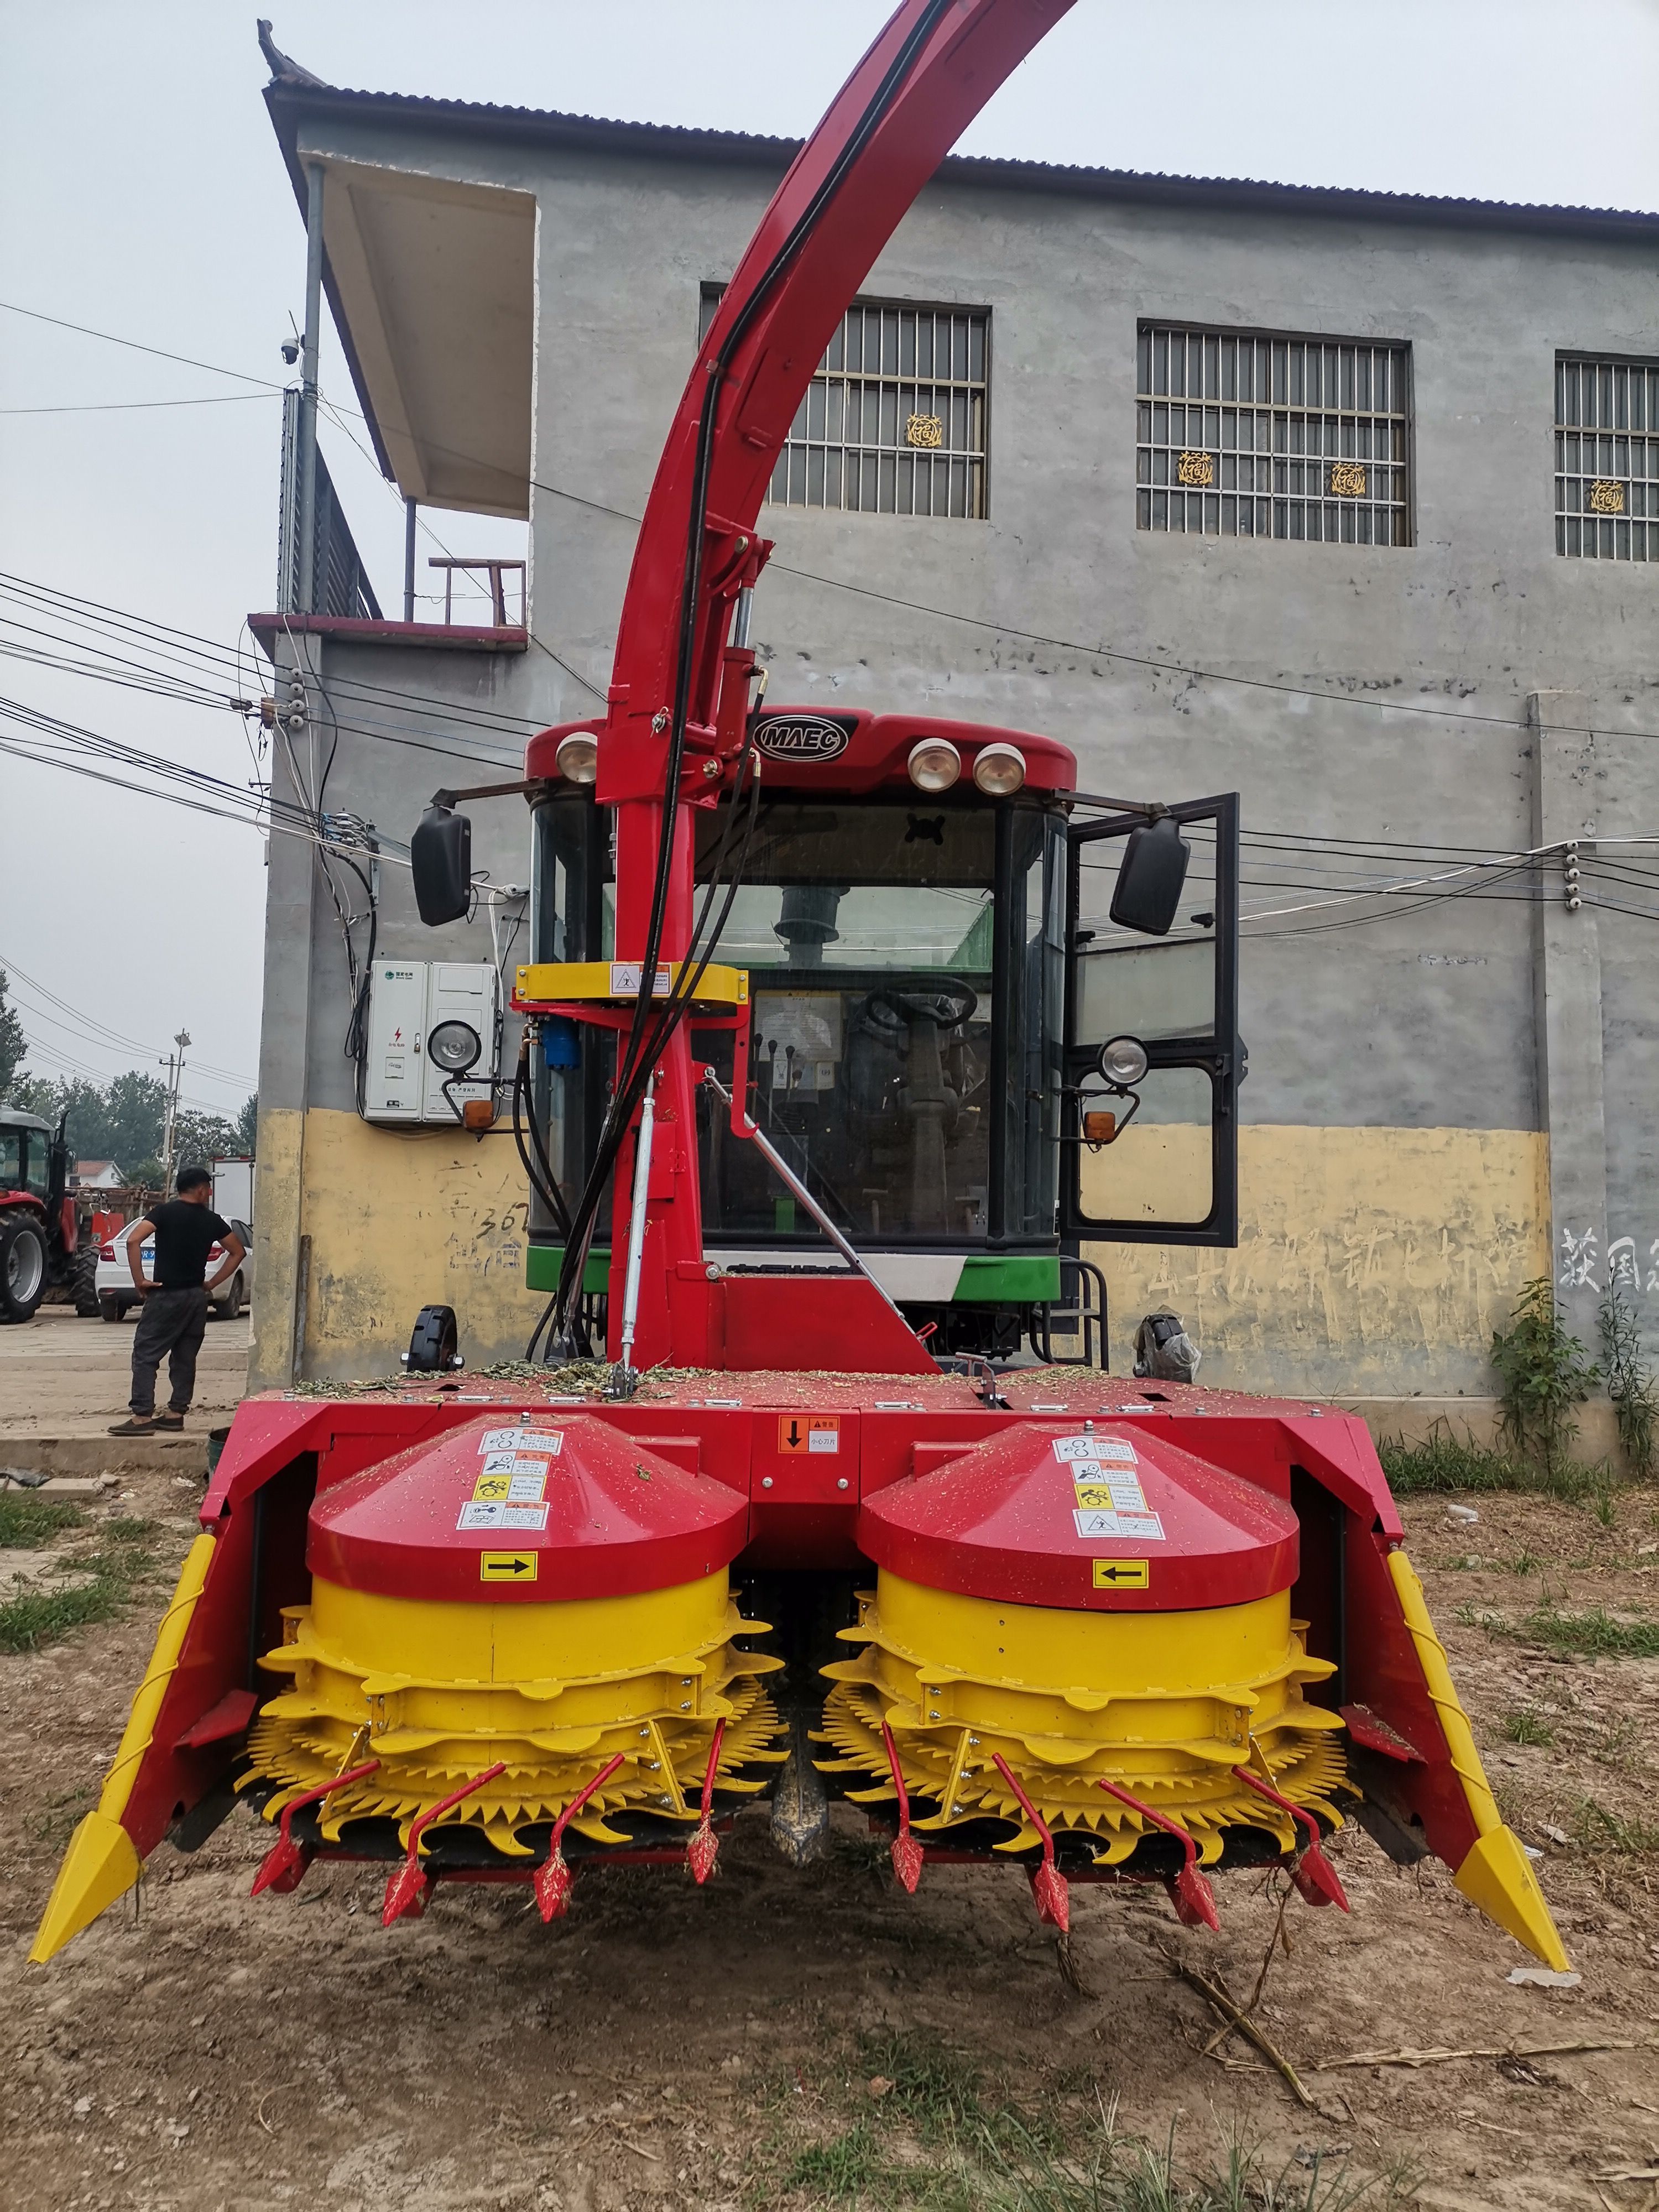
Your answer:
[363,959,501,1125]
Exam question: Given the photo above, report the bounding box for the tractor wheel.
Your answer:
[72,1244,101,1317]
[0,1215,50,1323]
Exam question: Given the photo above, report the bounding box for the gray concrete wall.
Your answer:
[262,112,1659,1403]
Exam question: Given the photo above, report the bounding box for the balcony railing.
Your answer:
[426,556,526,627]
[278,389,382,620]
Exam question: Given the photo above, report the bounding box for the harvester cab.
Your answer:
[32,0,1567,1986]
[514,708,1238,1366]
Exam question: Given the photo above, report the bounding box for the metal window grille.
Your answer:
[768,300,989,519]
[1136,325,1410,546]
[1555,356,1659,560]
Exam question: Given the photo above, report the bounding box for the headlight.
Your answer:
[555,731,599,784]
[1098,1034,1149,1088]
[971,741,1025,796]
[427,1020,482,1076]
[907,737,961,793]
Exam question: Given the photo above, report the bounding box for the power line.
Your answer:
[17,1031,240,1119]
[0,393,278,417]
[0,953,255,1088]
[0,300,289,393]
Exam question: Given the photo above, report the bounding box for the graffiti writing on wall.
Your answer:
[1558,1227,1657,1295]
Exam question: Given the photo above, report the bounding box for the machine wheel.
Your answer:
[213,1272,244,1321]
[0,1215,50,1323]
[71,1244,101,1317]
[403,1303,462,1373]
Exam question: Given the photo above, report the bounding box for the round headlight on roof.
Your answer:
[907,736,961,793]
[1098,1034,1150,1088]
[555,731,599,785]
[971,741,1026,796]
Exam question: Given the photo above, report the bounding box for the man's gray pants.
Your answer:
[129,1287,210,1415]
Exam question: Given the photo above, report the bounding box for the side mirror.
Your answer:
[1109,815,1190,937]
[410,804,472,926]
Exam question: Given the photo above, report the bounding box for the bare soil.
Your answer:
[2,1472,1657,2212]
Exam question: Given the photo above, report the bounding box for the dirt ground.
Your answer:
[0,1305,249,1446]
[2,1446,1656,2210]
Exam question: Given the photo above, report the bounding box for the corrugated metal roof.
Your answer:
[262,58,1659,238]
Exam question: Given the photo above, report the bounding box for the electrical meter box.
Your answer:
[363,960,501,1125]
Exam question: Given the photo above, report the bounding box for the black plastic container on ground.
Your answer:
[206,1426,232,1478]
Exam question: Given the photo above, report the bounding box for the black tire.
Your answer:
[213,1272,244,1321]
[99,1295,123,1323]
[0,1214,50,1323]
[72,1244,101,1317]
[404,1303,461,1373]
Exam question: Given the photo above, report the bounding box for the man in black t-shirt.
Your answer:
[108,1166,246,1436]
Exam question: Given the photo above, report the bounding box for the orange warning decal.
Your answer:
[778,1415,841,1455]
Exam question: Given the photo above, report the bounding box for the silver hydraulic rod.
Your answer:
[701,1070,912,1328]
[615,1072,658,1382]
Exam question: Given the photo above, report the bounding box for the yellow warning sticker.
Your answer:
[1073,1482,1123,1510]
[1093,1558,1150,1590]
[479,1551,539,1584]
[473,1465,549,1503]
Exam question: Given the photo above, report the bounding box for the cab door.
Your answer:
[1059,794,1240,1246]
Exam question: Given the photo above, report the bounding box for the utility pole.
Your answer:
[160,1030,190,1196]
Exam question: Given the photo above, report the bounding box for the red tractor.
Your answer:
[0,1107,98,1323]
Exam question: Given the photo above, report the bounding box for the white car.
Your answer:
[96,1219,252,1323]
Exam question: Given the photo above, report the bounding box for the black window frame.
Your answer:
[1060,793,1240,1248]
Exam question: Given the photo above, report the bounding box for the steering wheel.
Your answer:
[866,977,979,1032]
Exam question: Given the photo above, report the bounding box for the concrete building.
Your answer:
[248,31,1659,1439]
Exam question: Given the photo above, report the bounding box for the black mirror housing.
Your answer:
[410,804,472,925]
[1109,815,1190,936]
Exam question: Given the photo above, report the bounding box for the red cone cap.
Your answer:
[858,1420,1297,1611]
[307,1413,748,1602]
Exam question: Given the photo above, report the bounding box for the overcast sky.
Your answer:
[2,0,1657,1115]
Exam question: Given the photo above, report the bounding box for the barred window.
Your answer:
[1137,325,1410,546]
[1556,356,1659,560]
[764,298,989,519]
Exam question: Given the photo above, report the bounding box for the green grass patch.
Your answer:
[768,2091,1421,2211]
[0,1495,87,1548]
[1573,1796,1659,1856]
[1500,1707,1556,1746]
[1378,1427,1595,1499]
[0,1579,124,1652]
[965,2109,1415,2212]
[0,1514,166,1654]
[1379,1430,1536,1495]
[785,2127,885,2202]
[1511,1606,1659,1660]
[857,2028,987,2141]
[105,1515,155,1543]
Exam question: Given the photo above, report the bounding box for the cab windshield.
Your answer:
[693,799,1062,1248]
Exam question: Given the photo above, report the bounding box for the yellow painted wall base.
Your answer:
[254,1114,1550,1397]
[1086,1124,1550,1400]
[252,1106,549,1386]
